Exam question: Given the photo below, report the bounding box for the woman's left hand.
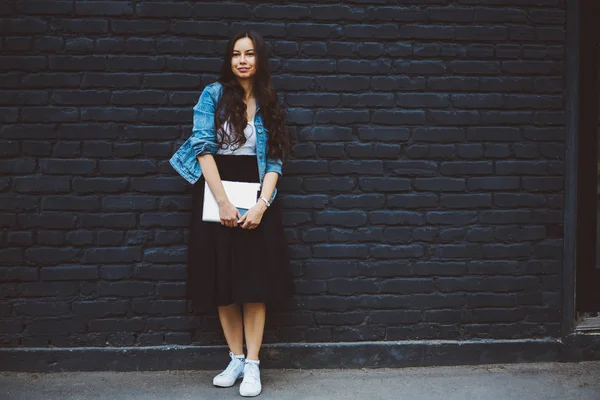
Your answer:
[238,201,267,229]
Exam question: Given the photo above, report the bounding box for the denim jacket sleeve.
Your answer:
[266,156,283,176]
[189,84,219,157]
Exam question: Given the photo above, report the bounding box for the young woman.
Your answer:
[169,31,295,397]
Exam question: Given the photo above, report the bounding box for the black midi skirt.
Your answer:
[187,155,295,313]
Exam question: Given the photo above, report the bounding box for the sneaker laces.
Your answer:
[244,362,260,384]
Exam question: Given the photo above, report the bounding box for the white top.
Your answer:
[216,121,257,156]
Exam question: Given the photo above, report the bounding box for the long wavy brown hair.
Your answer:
[215,30,291,162]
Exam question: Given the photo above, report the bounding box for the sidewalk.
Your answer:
[2,361,599,400]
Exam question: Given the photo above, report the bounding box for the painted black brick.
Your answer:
[1,1,566,348]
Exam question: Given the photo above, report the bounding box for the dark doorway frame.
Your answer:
[563,0,600,335]
[575,1,600,312]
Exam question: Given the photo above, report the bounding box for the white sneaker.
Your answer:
[213,352,245,387]
[239,359,262,397]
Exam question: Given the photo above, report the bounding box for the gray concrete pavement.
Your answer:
[2,361,599,400]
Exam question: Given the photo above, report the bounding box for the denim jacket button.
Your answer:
[257,129,262,134]
[259,155,264,159]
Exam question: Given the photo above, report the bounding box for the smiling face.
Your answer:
[231,36,257,82]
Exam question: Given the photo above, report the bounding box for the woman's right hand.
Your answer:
[219,201,242,228]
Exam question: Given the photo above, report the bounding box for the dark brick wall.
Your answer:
[1,0,566,347]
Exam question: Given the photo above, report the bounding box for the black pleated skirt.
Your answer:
[187,155,295,313]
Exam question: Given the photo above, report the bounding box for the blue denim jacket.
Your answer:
[169,82,283,201]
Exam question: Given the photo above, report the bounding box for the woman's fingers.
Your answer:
[221,212,238,227]
[220,203,242,227]
[237,213,246,225]
[228,206,239,227]
[242,217,258,229]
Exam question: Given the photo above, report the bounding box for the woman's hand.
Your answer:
[238,201,267,229]
[219,201,242,228]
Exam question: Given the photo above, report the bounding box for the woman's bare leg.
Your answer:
[217,304,244,355]
[242,302,266,360]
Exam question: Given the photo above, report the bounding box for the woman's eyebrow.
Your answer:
[233,49,255,53]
